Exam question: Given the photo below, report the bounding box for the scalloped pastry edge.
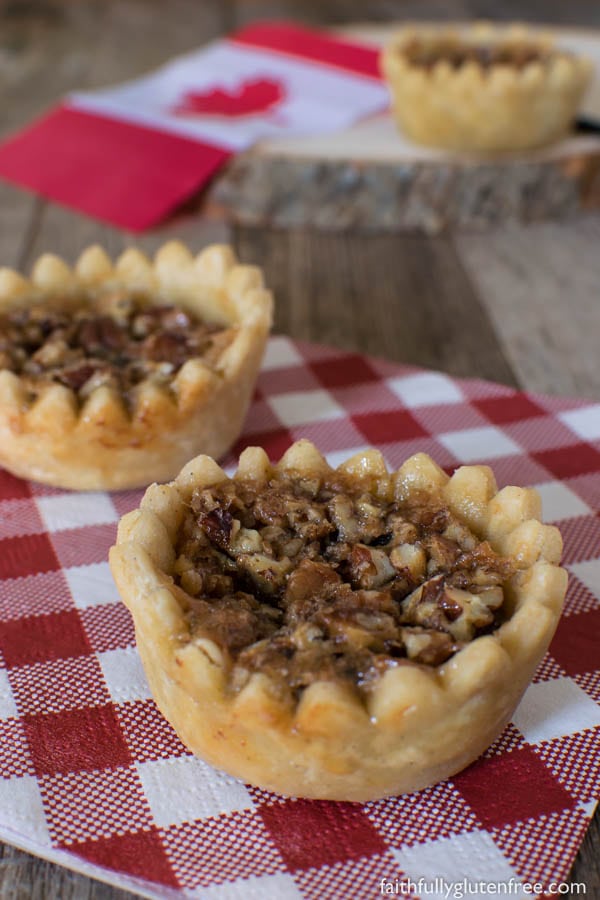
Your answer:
[380,22,593,152]
[109,439,567,800]
[0,241,273,490]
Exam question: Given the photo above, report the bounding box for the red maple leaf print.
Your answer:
[171,77,285,119]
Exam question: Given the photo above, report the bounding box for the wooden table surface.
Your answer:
[1,0,599,897]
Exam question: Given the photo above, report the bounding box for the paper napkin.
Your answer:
[0,338,598,899]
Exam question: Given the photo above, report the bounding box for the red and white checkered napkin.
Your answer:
[0,22,386,231]
[1,337,599,899]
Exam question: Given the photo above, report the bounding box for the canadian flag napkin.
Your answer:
[0,22,387,231]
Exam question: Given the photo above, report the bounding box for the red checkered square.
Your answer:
[452,746,575,828]
[503,417,581,455]
[459,377,519,402]
[366,780,478,847]
[491,807,591,889]
[69,828,179,887]
[481,722,526,757]
[352,410,427,445]
[259,363,321,395]
[50,523,117,569]
[0,468,31,500]
[411,402,488,435]
[29,481,64,497]
[294,340,353,365]
[231,428,294,463]
[9,655,110,716]
[474,455,551,489]
[474,394,546,425]
[0,719,35,778]
[236,397,288,437]
[385,437,457,473]
[0,532,59,580]
[0,571,72,623]
[329,381,405,416]
[549,608,600,676]
[110,489,144,518]
[534,729,600,802]
[574,670,600,704]
[0,498,45,540]
[290,419,366,455]
[24,704,131,776]
[563,574,600,617]
[558,514,600,566]
[566,472,600,513]
[1,338,600,898]
[116,699,189,763]
[0,609,90,668]
[162,810,283,888]
[293,851,402,900]
[311,355,379,389]
[532,654,568,684]
[80,602,135,653]
[40,767,152,845]
[534,443,600,480]
[532,395,589,415]
[259,799,386,872]
[246,784,290,806]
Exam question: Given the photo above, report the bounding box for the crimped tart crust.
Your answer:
[380,23,592,152]
[110,440,567,801]
[0,242,272,490]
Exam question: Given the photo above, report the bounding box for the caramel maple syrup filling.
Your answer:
[175,470,513,700]
[401,38,554,71]
[0,291,236,408]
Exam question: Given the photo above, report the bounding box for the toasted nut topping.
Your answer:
[176,467,514,699]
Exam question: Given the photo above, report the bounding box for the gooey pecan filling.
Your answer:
[175,471,513,699]
[0,290,235,406]
[402,39,552,71]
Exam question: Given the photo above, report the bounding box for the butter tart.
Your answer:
[110,440,566,801]
[381,23,593,152]
[0,242,272,490]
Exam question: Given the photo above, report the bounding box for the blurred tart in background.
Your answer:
[0,242,273,490]
[380,22,593,152]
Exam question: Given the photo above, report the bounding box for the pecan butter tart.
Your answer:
[110,440,567,800]
[0,242,272,490]
[381,23,592,152]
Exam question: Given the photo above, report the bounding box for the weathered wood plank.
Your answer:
[233,227,518,385]
[0,182,39,270]
[455,217,600,399]
[465,0,600,26]
[122,210,230,259]
[85,0,225,87]
[0,1,103,138]
[211,142,600,234]
[231,0,469,28]
[0,842,138,900]
[19,199,230,272]
[570,811,600,896]
[0,0,225,141]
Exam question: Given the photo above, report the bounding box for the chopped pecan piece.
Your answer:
[0,293,236,410]
[174,467,513,698]
[200,509,234,551]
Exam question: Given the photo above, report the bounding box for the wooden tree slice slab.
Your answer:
[209,24,600,233]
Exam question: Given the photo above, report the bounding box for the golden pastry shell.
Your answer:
[0,242,273,491]
[110,439,567,801]
[380,23,593,152]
